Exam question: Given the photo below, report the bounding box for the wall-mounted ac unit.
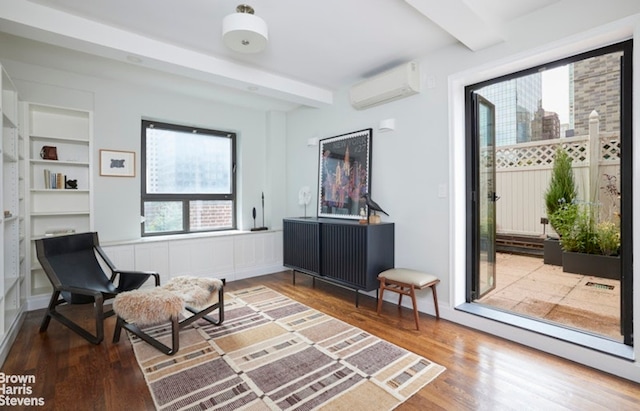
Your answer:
[349,61,420,110]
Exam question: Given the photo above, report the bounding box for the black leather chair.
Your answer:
[36,232,159,344]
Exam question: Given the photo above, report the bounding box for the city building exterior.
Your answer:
[571,52,622,135]
[477,73,542,146]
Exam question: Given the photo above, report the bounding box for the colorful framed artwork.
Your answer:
[317,129,372,219]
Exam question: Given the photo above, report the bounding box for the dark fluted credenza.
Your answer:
[283,218,394,305]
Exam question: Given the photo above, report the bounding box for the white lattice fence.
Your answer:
[495,133,620,237]
[495,135,590,169]
[600,133,620,162]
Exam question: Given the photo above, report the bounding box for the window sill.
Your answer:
[102,228,281,247]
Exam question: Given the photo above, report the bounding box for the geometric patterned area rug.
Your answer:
[129,286,446,410]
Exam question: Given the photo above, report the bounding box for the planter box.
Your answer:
[562,251,620,280]
[543,238,562,266]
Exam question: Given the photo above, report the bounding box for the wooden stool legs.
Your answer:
[431,283,440,319]
[377,275,440,331]
[376,283,385,316]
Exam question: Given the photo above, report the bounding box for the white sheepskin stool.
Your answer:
[162,276,224,310]
[113,276,223,325]
[112,275,225,355]
[112,287,183,326]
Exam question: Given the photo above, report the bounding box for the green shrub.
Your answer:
[597,221,621,256]
[560,204,599,254]
[544,147,576,236]
[557,202,620,256]
[548,200,578,239]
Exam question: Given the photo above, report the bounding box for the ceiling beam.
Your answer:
[404,0,504,51]
[0,0,333,107]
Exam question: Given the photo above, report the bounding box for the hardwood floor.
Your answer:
[2,271,639,410]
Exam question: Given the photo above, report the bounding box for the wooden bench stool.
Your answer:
[376,268,440,330]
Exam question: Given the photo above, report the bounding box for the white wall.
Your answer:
[285,7,640,382]
[5,61,287,242]
[286,86,451,298]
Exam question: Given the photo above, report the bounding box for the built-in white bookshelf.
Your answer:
[1,63,26,365]
[24,103,92,297]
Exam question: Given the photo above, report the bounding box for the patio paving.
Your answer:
[478,252,622,341]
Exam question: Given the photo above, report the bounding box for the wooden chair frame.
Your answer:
[377,276,440,330]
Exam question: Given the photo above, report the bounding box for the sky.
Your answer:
[541,65,569,124]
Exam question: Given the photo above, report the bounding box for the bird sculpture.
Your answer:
[362,193,389,216]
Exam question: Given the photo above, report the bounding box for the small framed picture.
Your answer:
[100,149,135,177]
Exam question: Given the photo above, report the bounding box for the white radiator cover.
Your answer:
[349,61,421,110]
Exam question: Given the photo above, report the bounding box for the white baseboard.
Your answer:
[232,265,287,281]
[0,308,27,367]
[27,294,51,311]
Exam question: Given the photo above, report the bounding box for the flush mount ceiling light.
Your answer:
[222,4,268,53]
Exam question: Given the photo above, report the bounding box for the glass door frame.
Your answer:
[466,94,497,300]
[464,40,633,346]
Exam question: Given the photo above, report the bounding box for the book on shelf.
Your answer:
[43,169,69,189]
[44,229,76,237]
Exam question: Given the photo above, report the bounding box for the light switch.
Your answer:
[438,183,447,198]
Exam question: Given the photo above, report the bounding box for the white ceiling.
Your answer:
[0,0,562,110]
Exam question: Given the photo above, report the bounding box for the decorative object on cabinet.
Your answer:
[251,207,258,229]
[318,129,372,219]
[99,149,135,177]
[362,192,388,224]
[283,217,394,306]
[250,192,267,231]
[298,186,312,218]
